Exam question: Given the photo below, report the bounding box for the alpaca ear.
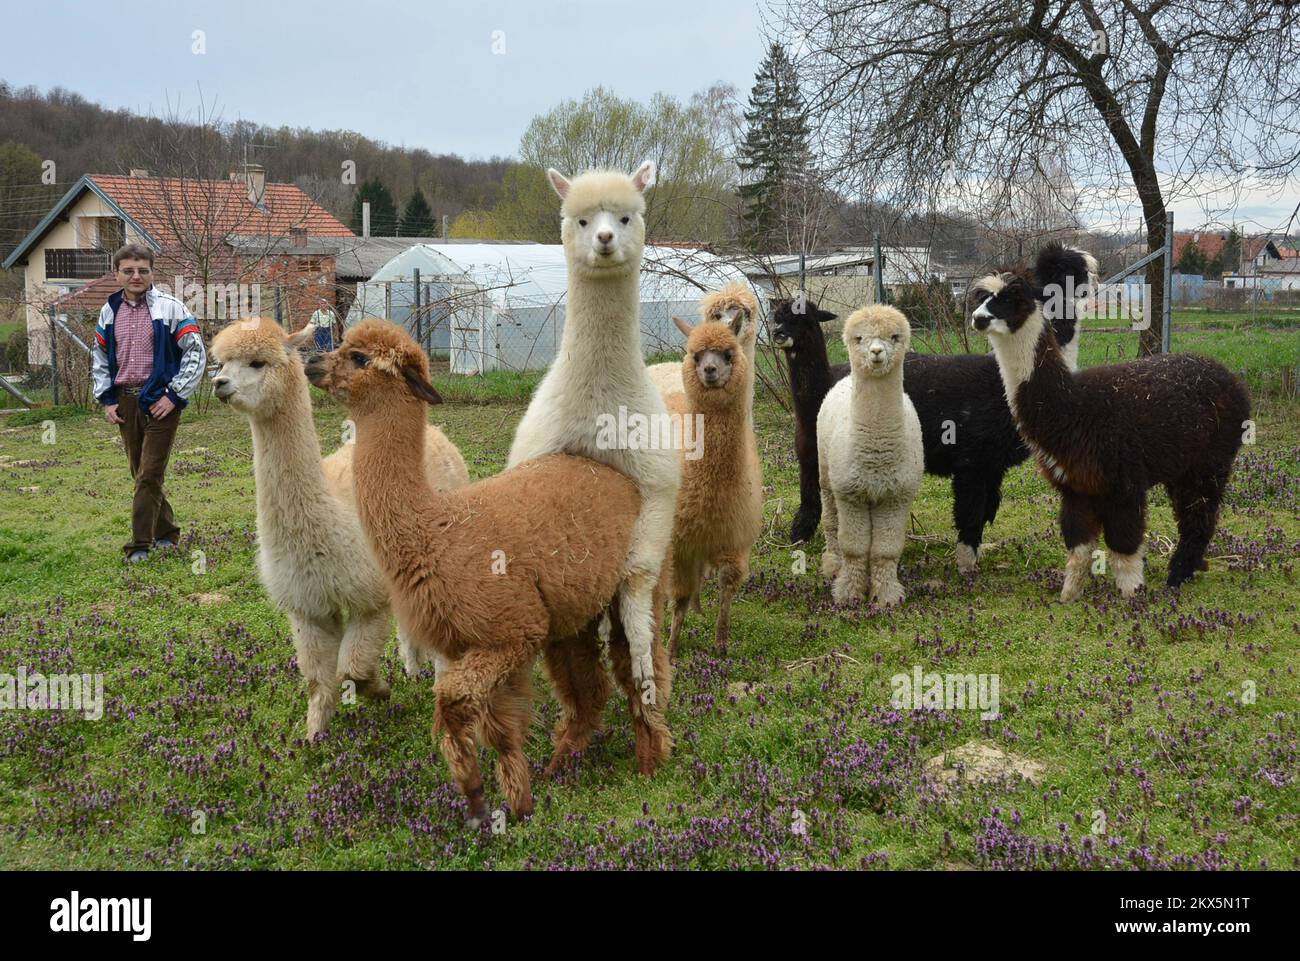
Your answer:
[632,161,656,193]
[672,315,694,339]
[401,364,444,405]
[816,308,838,323]
[285,325,316,352]
[547,168,571,201]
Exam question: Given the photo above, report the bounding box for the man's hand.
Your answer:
[104,403,124,425]
[149,395,176,419]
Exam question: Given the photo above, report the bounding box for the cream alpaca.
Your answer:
[211,319,469,736]
[817,305,924,607]
[507,162,679,709]
[647,281,761,409]
[663,316,763,655]
[306,320,671,828]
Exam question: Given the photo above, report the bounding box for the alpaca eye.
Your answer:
[578,219,588,227]
[620,217,630,225]
[724,352,733,363]
[854,336,863,343]
[351,353,370,368]
[892,334,900,343]
[249,361,265,369]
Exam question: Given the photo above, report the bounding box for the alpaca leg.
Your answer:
[541,619,612,778]
[867,499,910,608]
[1101,496,1147,597]
[480,665,536,820]
[820,485,842,580]
[831,500,870,605]
[668,596,690,660]
[291,611,342,737]
[434,640,541,828]
[607,589,673,776]
[1059,493,1102,602]
[791,438,823,543]
[667,555,698,659]
[618,492,677,689]
[398,625,429,678]
[952,473,988,575]
[1167,471,1229,587]
[714,551,749,648]
[337,608,392,701]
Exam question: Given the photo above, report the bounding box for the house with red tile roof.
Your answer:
[1171,231,1284,276]
[3,165,353,363]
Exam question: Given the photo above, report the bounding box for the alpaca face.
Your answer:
[304,319,442,415]
[699,282,760,346]
[549,163,653,277]
[968,273,1040,337]
[770,299,837,351]
[679,319,746,407]
[210,319,309,417]
[843,305,910,377]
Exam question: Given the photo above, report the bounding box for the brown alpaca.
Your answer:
[663,317,763,656]
[305,319,672,827]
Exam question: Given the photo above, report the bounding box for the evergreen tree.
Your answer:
[350,177,398,236]
[1221,228,1243,274]
[399,188,436,236]
[1176,239,1206,275]
[737,43,811,253]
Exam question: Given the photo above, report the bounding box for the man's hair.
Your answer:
[113,243,155,271]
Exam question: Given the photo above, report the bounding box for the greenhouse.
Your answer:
[345,242,747,374]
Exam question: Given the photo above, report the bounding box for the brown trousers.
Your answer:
[116,391,182,554]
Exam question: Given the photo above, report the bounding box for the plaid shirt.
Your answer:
[113,293,154,387]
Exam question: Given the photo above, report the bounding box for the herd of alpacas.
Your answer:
[206,164,1252,827]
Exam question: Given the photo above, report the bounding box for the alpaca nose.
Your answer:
[596,230,613,246]
[212,375,233,400]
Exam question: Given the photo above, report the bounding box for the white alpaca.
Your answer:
[507,162,680,697]
[211,319,469,735]
[817,305,924,607]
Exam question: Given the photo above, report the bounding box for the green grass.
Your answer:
[1,342,1298,870]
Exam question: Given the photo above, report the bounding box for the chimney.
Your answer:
[290,227,308,247]
[129,168,149,178]
[231,163,267,208]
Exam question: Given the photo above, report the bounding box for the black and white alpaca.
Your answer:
[970,242,1251,598]
[773,276,1087,571]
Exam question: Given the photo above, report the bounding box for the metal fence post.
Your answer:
[874,232,885,304]
[413,267,422,353]
[50,319,58,405]
[1162,211,1174,353]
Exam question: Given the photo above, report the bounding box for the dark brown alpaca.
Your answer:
[970,243,1251,600]
[305,320,672,828]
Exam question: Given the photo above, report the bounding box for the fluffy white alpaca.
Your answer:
[211,319,469,734]
[507,162,679,698]
[646,281,761,410]
[817,305,924,607]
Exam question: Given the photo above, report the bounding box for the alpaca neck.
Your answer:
[988,311,1076,441]
[560,267,644,370]
[351,401,448,561]
[786,331,834,420]
[849,363,905,423]
[689,385,750,469]
[248,380,334,537]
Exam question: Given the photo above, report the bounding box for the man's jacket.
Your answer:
[91,287,207,409]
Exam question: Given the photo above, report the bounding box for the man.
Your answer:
[309,298,337,351]
[91,243,207,562]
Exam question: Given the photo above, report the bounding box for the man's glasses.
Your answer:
[119,267,152,277]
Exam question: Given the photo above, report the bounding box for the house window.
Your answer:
[99,218,125,252]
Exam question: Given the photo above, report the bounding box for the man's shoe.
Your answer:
[126,549,150,563]
[154,538,177,549]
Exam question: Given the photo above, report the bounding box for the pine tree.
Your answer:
[737,43,811,253]
[1221,228,1243,275]
[1176,239,1206,275]
[400,188,436,237]
[350,177,398,236]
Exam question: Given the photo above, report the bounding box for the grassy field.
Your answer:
[1,338,1298,870]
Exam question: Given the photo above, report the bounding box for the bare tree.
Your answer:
[771,0,1300,353]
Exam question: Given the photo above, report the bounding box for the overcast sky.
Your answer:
[5,0,1296,233]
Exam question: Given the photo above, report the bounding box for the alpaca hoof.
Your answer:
[790,513,817,544]
[464,791,489,830]
[512,796,535,820]
[955,543,978,575]
[871,584,905,608]
[1059,582,1084,603]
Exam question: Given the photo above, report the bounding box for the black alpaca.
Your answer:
[774,301,1068,571]
[970,242,1251,596]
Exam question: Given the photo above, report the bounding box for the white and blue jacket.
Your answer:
[91,287,207,409]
